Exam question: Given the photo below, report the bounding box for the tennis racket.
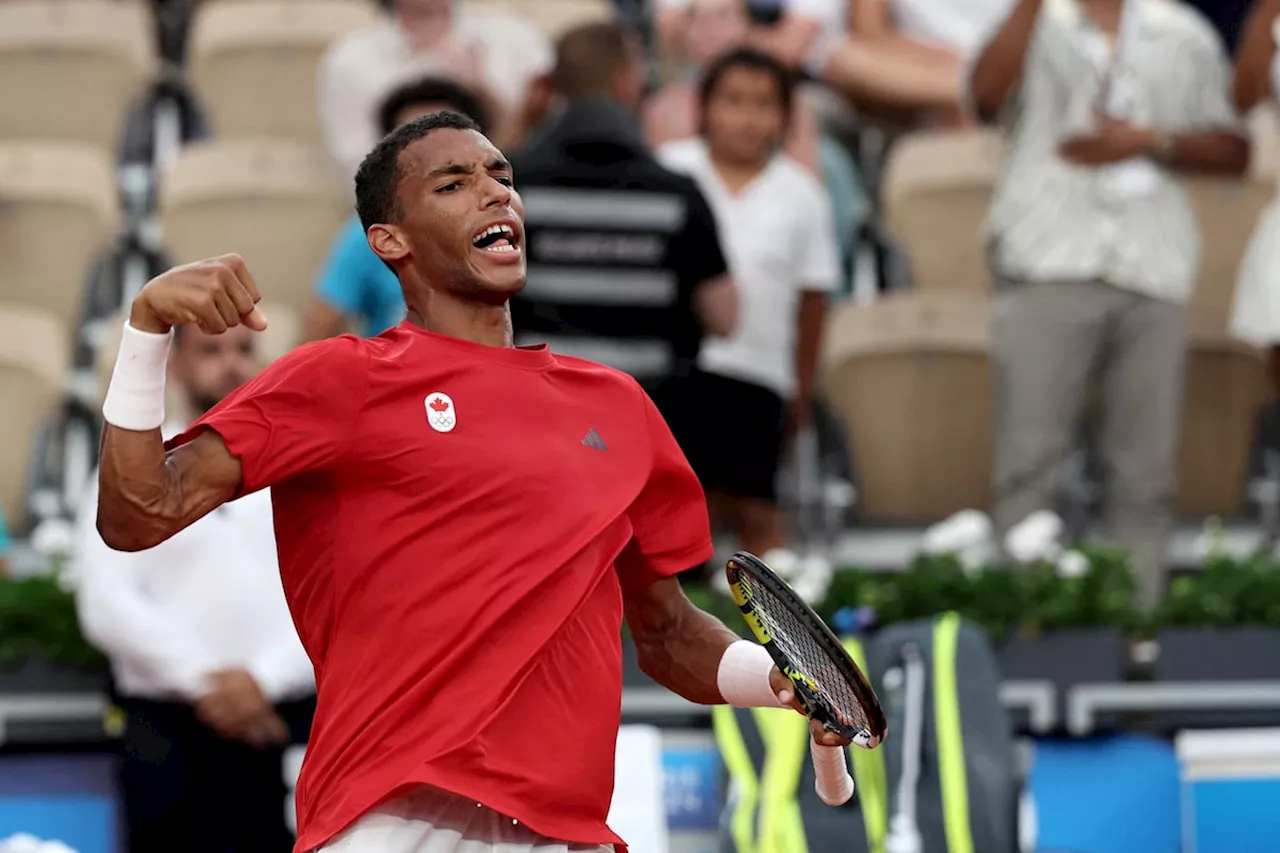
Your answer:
[725,551,887,806]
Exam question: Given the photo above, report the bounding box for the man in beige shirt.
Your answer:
[317,0,553,178]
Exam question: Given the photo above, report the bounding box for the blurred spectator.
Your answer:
[659,0,965,114]
[972,0,1249,610]
[74,324,315,853]
[305,77,491,342]
[643,0,864,291]
[657,49,838,558]
[317,0,552,178]
[1230,0,1280,387]
[510,21,738,397]
[0,506,9,576]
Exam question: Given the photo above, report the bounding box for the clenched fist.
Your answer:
[130,254,268,335]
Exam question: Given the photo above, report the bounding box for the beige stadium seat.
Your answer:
[821,292,993,521]
[189,0,378,144]
[883,128,1003,296]
[461,0,614,39]
[158,139,351,315]
[0,306,68,530]
[0,0,153,150]
[0,142,119,329]
[1177,314,1269,518]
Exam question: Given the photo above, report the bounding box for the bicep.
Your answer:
[693,273,739,338]
[97,427,241,552]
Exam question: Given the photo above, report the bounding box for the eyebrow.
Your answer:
[427,158,512,180]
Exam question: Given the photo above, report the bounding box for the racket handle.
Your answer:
[810,739,855,806]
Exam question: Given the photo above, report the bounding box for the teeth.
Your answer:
[473,223,515,245]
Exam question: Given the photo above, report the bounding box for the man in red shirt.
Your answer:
[95,111,848,853]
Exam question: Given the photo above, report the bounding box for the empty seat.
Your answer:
[189,0,378,144]
[0,306,69,531]
[158,139,351,315]
[1177,314,1269,518]
[821,292,993,521]
[0,0,153,151]
[883,128,1003,295]
[461,0,615,39]
[0,142,119,329]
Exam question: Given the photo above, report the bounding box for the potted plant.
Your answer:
[0,570,108,694]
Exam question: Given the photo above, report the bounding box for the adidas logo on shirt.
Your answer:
[581,428,608,451]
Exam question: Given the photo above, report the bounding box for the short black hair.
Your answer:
[377,75,491,137]
[698,47,795,121]
[552,21,640,100]
[355,110,481,232]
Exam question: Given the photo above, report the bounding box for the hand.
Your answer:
[195,668,287,747]
[1058,116,1159,166]
[770,666,853,747]
[130,254,267,336]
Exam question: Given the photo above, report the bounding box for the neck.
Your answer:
[405,293,514,348]
[709,149,769,192]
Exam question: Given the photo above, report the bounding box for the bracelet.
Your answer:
[717,640,786,708]
[102,322,172,431]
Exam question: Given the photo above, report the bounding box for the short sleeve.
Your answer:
[316,217,378,317]
[668,182,730,294]
[1184,26,1242,131]
[165,336,369,496]
[795,173,841,293]
[617,390,713,592]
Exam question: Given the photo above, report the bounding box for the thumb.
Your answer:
[243,305,269,332]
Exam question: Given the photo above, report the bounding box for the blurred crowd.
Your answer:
[8,0,1280,847]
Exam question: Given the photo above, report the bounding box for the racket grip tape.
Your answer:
[810,739,854,806]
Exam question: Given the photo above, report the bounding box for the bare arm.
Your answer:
[1163,131,1252,175]
[793,290,828,420]
[624,577,741,704]
[693,273,740,339]
[969,0,1043,119]
[1235,0,1280,112]
[97,255,265,552]
[850,0,965,66]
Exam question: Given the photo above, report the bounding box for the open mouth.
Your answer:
[471,222,520,254]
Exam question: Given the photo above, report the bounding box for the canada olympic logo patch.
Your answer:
[425,392,456,433]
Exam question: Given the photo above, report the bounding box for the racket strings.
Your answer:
[740,573,871,733]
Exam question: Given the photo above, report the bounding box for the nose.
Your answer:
[481,175,512,209]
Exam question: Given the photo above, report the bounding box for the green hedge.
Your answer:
[9,547,1280,669]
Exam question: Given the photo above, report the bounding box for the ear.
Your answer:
[367,223,411,265]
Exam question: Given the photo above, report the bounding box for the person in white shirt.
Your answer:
[74,322,315,853]
[657,48,839,562]
[1230,0,1280,391]
[317,0,553,178]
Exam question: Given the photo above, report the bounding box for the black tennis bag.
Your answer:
[866,613,1020,853]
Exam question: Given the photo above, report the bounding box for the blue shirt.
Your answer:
[0,506,10,557]
[315,215,406,337]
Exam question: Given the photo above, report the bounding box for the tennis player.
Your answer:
[95,111,849,853]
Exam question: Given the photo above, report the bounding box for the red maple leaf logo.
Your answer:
[429,396,450,413]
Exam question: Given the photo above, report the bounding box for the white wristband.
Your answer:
[102,321,172,431]
[717,640,786,708]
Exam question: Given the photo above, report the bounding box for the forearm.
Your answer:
[630,588,741,704]
[969,0,1043,118]
[794,292,827,409]
[1160,130,1251,176]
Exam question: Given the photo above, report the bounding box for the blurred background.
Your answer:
[4,0,1280,852]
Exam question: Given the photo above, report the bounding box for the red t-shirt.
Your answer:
[166,323,712,852]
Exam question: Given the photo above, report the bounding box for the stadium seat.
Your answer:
[820,292,993,521]
[0,306,68,531]
[0,0,153,151]
[188,0,378,145]
[882,128,1003,295]
[0,142,120,330]
[461,0,615,38]
[1177,314,1269,518]
[158,139,350,315]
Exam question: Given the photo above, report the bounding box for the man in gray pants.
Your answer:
[967,0,1249,609]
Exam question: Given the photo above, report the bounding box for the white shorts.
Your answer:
[315,786,616,853]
